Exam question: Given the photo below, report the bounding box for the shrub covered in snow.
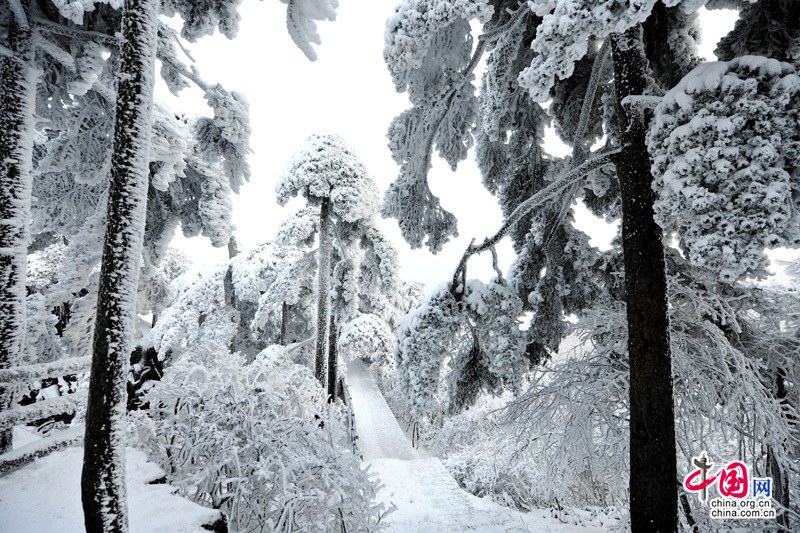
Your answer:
[130,342,388,532]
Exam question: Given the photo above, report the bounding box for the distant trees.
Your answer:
[277,133,395,397]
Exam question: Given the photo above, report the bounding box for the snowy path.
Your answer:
[345,359,607,533]
[0,430,222,533]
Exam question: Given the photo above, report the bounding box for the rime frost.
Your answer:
[648,56,800,281]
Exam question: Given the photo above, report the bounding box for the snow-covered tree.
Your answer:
[129,343,389,532]
[277,133,381,395]
[382,1,800,529]
[0,0,36,453]
[81,0,159,529]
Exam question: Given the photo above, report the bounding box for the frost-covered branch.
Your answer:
[573,40,609,157]
[157,50,211,92]
[450,148,620,291]
[0,390,87,429]
[0,356,91,385]
[32,17,118,45]
[7,0,29,30]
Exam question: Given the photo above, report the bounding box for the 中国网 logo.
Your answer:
[683,451,776,521]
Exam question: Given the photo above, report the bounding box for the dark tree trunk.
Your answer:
[81,0,158,531]
[611,26,677,533]
[0,1,35,454]
[315,197,332,385]
[279,301,288,345]
[768,368,790,530]
[327,312,337,400]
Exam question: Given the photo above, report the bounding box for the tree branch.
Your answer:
[7,0,29,30]
[450,148,620,292]
[32,17,118,45]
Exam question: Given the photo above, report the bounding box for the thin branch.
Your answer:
[157,51,211,92]
[32,17,118,45]
[158,21,196,63]
[573,40,610,159]
[479,3,529,43]
[450,148,621,292]
[490,246,504,284]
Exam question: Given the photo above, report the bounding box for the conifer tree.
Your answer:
[277,133,380,391]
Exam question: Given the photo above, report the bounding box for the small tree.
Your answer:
[277,133,379,392]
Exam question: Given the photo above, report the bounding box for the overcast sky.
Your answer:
[161,2,740,290]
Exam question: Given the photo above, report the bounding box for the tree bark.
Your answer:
[611,26,677,533]
[81,0,158,531]
[327,312,337,400]
[0,0,35,453]
[315,197,332,386]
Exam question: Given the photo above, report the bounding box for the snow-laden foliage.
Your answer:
[648,56,800,281]
[395,280,525,422]
[280,0,339,61]
[715,0,800,65]
[517,0,710,101]
[382,1,493,251]
[130,343,388,532]
[338,313,395,366]
[49,0,124,25]
[384,0,493,89]
[277,133,379,223]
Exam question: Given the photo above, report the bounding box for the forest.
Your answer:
[1,0,799,532]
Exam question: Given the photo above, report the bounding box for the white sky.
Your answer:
[161,3,741,290]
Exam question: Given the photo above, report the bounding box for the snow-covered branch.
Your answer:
[450,148,620,291]
[32,17,118,45]
[8,0,29,30]
[0,356,91,385]
[0,390,87,429]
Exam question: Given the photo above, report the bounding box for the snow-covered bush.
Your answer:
[648,56,800,282]
[130,342,388,532]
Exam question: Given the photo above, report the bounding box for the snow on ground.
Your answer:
[0,436,221,533]
[346,358,609,532]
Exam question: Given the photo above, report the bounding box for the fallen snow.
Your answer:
[346,358,609,532]
[0,439,221,533]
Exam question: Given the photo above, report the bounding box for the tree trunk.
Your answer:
[315,197,332,386]
[768,368,790,530]
[279,301,288,345]
[0,1,36,454]
[327,312,337,400]
[611,26,677,533]
[81,1,158,531]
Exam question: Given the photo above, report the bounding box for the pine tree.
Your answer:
[277,133,380,391]
[81,0,158,529]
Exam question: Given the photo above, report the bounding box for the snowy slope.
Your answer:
[0,444,221,533]
[346,358,608,532]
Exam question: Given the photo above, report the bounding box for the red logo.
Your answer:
[683,451,749,503]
